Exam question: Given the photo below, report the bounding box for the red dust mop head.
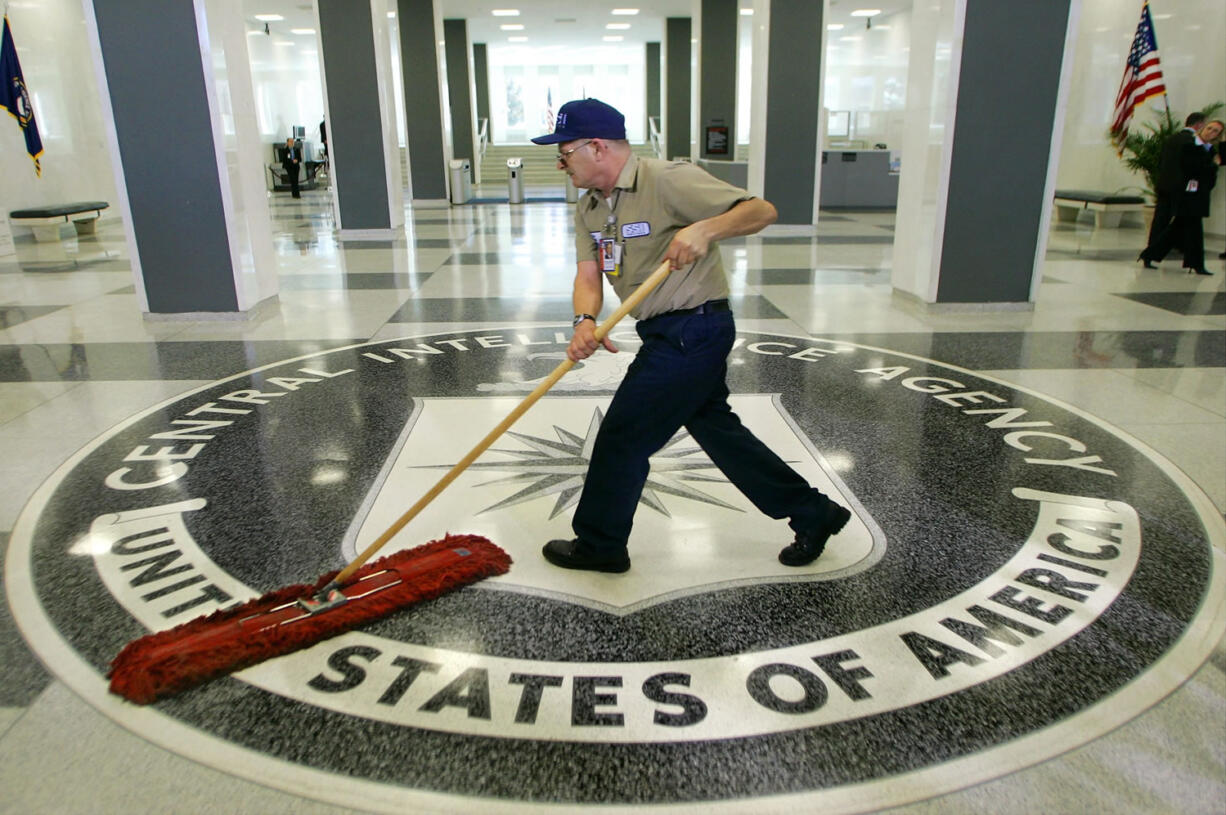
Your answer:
[108,535,510,704]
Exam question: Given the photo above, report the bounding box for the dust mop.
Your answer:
[108,260,674,703]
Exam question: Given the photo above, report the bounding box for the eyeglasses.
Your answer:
[556,140,593,163]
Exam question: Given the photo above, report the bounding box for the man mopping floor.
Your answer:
[532,98,851,574]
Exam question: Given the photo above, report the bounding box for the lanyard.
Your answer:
[598,191,623,277]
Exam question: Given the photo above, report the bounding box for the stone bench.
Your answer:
[9,201,110,242]
[1053,190,1146,229]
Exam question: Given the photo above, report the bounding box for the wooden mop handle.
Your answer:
[333,259,674,585]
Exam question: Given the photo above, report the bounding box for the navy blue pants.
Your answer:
[572,306,830,553]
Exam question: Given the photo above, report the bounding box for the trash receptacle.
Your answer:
[506,158,524,204]
[565,175,579,203]
[449,159,471,205]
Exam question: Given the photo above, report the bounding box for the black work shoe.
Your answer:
[542,538,631,573]
[778,503,851,566]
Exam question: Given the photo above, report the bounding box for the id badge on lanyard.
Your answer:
[599,215,621,277]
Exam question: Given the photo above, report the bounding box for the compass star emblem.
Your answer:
[422,408,743,519]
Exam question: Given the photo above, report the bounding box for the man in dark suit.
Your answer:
[1142,119,1223,275]
[1139,112,1205,268]
[281,137,302,198]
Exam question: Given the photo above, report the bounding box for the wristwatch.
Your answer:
[572,313,596,328]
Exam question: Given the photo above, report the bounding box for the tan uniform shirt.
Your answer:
[573,155,752,319]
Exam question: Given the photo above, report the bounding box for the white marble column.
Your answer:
[198,0,278,311]
[891,0,964,304]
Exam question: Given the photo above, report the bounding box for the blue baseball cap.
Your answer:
[530,98,626,145]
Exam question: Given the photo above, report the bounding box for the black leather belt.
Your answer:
[648,299,730,320]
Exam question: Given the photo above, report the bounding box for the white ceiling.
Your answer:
[444,1,913,49]
[440,2,686,49]
[242,1,913,51]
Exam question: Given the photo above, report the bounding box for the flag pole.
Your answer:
[1151,1,1173,123]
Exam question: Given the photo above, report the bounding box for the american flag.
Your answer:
[1109,1,1166,154]
[543,88,555,133]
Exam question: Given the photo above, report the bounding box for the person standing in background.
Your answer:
[1219,136,1226,260]
[281,136,301,199]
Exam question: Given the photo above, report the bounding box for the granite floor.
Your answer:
[1,185,1224,814]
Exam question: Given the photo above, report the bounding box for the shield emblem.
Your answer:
[343,393,884,614]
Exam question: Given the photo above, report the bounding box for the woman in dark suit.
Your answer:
[1142,120,1222,275]
[1220,138,1226,260]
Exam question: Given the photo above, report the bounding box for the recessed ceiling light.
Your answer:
[1152,13,1172,19]
[290,28,315,35]
[740,8,752,14]
[611,8,639,14]
[508,36,528,42]
[850,9,881,17]
[254,14,283,21]
[839,35,862,41]
[500,24,524,30]
[273,40,294,46]
[387,11,395,17]
[606,23,630,29]
[603,35,624,42]
[246,29,263,35]
[873,24,891,30]
[827,23,844,30]
[492,9,520,16]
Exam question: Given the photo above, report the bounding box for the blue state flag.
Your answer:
[0,14,43,177]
